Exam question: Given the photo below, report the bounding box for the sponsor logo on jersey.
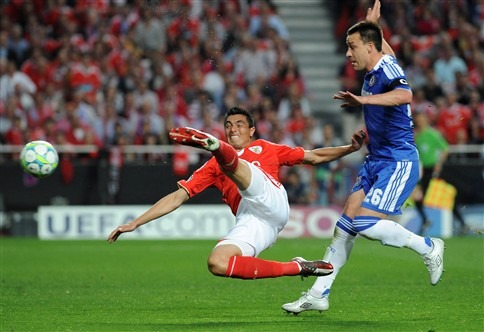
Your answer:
[249,146,262,154]
[369,75,376,86]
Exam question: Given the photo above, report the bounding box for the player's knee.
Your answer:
[353,216,380,240]
[207,255,228,276]
[357,227,377,240]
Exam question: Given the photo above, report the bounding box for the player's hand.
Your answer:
[107,222,137,243]
[333,91,363,107]
[351,130,367,151]
[366,0,381,23]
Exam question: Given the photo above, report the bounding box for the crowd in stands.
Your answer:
[0,0,309,153]
[0,0,482,206]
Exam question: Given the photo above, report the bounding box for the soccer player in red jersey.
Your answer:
[108,107,366,280]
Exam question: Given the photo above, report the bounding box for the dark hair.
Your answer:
[347,21,383,52]
[224,107,255,128]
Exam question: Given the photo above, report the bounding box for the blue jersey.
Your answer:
[362,55,419,161]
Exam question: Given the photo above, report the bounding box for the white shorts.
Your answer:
[215,161,290,257]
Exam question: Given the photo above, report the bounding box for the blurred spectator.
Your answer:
[0,96,25,140]
[33,117,58,144]
[132,78,159,115]
[285,102,307,146]
[0,30,10,60]
[165,0,200,50]
[270,123,295,147]
[411,88,437,125]
[134,7,166,54]
[313,123,345,206]
[220,2,247,61]
[95,103,120,146]
[47,47,72,91]
[7,23,30,67]
[201,66,226,111]
[275,56,305,105]
[243,82,264,115]
[26,91,55,130]
[284,168,314,205]
[454,71,476,105]
[414,6,441,36]
[186,89,220,129]
[234,33,277,86]
[249,0,289,40]
[21,47,51,93]
[433,43,468,94]
[222,82,245,115]
[304,116,324,148]
[143,132,167,163]
[64,110,101,153]
[149,56,174,96]
[69,50,102,104]
[436,92,472,144]
[421,68,445,104]
[4,114,25,148]
[120,91,140,140]
[199,5,226,43]
[70,90,99,129]
[252,96,277,140]
[467,90,484,144]
[277,81,311,123]
[200,107,225,141]
[405,53,429,89]
[134,100,165,144]
[0,59,36,102]
[159,82,189,130]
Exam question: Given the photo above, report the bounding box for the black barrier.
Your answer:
[0,160,222,212]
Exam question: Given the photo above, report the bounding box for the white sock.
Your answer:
[310,215,356,298]
[357,217,433,255]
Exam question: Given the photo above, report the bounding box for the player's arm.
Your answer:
[334,87,412,107]
[433,148,449,178]
[360,87,412,106]
[302,130,366,165]
[366,0,395,57]
[107,188,189,243]
[433,136,449,177]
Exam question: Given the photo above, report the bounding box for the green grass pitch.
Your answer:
[1,237,483,331]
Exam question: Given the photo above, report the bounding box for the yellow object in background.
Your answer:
[423,178,457,210]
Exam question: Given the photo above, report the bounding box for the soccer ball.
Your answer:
[20,140,59,178]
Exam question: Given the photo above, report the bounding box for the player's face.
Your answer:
[224,114,255,150]
[346,33,370,71]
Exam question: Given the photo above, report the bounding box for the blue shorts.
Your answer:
[351,158,419,215]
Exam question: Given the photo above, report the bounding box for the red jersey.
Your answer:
[437,103,472,144]
[178,139,305,215]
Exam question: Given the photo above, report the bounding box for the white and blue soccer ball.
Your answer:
[20,140,59,178]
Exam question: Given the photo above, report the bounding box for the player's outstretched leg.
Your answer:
[169,127,220,151]
[169,127,238,172]
[224,256,333,279]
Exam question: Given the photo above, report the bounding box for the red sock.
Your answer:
[212,140,239,172]
[225,256,301,279]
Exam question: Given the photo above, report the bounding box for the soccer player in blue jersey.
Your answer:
[282,0,445,314]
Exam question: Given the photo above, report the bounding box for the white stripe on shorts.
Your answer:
[378,161,412,212]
